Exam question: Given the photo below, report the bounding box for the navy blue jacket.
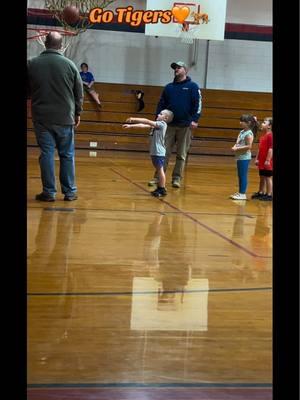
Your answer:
[156,76,202,127]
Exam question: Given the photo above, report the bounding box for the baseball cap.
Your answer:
[170,61,188,70]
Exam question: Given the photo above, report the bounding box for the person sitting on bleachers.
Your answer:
[79,62,102,109]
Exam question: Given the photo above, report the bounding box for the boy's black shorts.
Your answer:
[259,169,273,177]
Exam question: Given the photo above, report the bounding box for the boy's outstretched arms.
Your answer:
[125,117,157,127]
[123,123,152,130]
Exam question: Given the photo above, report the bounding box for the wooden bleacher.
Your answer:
[27,82,272,156]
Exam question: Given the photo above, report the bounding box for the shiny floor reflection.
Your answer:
[27,149,272,398]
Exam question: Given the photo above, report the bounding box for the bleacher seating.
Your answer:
[27,82,272,156]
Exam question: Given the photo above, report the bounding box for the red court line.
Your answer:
[27,387,272,400]
[110,168,271,259]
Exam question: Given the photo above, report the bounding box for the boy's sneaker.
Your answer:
[251,192,265,199]
[172,178,181,188]
[159,188,167,196]
[151,187,167,197]
[148,178,158,186]
[35,192,55,202]
[259,194,272,201]
[230,193,247,200]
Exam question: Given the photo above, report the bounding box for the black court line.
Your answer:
[27,205,263,218]
[110,168,271,259]
[28,382,272,388]
[27,286,272,297]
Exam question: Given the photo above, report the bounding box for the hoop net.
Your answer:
[27,1,117,56]
[179,22,195,45]
[27,27,77,54]
[44,0,116,33]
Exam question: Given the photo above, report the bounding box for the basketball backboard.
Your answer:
[145,0,227,41]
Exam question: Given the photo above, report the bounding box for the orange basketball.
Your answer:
[62,5,80,25]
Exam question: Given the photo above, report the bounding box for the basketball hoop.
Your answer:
[27,27,77,54]
[173,2,209,45]
[179,22,195,44]
[44,0,116,33]
[27,1,117,55]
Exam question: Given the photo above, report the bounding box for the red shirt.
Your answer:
[258,131,273,170]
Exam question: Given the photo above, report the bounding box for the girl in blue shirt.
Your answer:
[230,114,259,200]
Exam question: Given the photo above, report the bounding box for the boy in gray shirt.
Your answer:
[123,109,174,197]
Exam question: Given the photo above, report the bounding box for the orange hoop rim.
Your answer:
[27,27,77,41]
[181,21,190,31]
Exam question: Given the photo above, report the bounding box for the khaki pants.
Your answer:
[164,126,192,180]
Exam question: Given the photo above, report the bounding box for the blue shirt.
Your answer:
[80,71,94,84]
[156,76,201,127]
[235,129,254,160]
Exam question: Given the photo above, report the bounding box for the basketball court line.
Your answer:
[27,205,257,218]
[109,168,271,259]
[27,286,272,296]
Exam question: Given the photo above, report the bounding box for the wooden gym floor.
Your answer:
[27,147,272,400]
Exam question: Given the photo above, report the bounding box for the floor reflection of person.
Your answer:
[159,216,189,309]
[250,202,272,278]
[143,212,164,277]
[231,200,247,239]
[29,210,75,274]
[251,201,272,252]
[230,201,271,283]
[144,212,191,310]
[28,209,87,345]
[230,203,255,282]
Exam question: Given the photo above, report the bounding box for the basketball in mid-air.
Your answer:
[62,5,80,25]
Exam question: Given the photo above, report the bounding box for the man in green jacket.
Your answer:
[28,31,83,201]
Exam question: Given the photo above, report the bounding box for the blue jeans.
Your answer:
[237,159,250,194]
[33,122,77,197]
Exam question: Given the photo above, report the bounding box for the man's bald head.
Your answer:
[45,32,63,50]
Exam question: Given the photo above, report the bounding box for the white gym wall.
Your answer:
[27,0,272,92]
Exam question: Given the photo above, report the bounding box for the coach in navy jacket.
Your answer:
[150,61,202,188]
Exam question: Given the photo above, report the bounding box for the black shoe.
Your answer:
[151,188,160,196]
[35,193,55,202]
[251,192,265,199]
[159,188,167,197]
[151,188,167,197]
[259,194,272,201]
[64,194,78,201]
